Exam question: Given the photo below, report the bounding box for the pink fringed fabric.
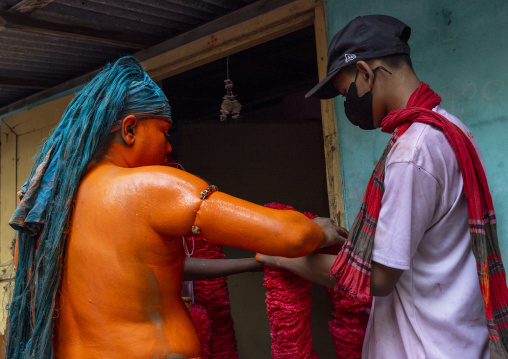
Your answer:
[263,203,317,358]
[190,304,212,358]
[186,236,239,359]
[263,203,372,358]
[264,264,316,358]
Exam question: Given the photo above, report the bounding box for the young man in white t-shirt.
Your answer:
[257,15,498,358]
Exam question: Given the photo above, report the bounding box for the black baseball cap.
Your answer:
[306,15,411,99]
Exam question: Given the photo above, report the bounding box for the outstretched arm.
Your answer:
[146,167,325,257]
[257,253,404,295]
[183,257,263,281]
[256,252,336,288]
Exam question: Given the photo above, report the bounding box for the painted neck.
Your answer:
[100,141,132,168]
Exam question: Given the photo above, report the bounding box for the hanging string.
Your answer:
[220,56,241,121]
[183,236,195,257]
[226,56,230,80]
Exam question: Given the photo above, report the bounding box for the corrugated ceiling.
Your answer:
[0,0,258,112]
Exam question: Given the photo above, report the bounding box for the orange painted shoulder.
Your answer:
[125,166,209,237]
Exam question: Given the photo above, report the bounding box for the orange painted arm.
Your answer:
[194,192,324,257]
[145,167,323,257]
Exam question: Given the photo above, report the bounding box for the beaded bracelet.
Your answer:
[199,185,218,200]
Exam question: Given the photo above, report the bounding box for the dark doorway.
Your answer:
[162,25,334,358]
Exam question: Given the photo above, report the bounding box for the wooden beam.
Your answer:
[0,76,58,89]
[136,0,297,62]
[313,4,345,227]
[142,0,321,81]
[9,0,54,14]
[0,10,163,49]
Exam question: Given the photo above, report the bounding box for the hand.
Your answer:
[255,253,281,268]
[312,217,348,248]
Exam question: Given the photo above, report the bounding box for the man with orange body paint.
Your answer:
[7,57,343,358]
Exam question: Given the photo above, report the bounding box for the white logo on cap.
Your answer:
[345,53,357,63]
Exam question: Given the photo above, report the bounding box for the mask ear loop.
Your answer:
[371,66,393,75]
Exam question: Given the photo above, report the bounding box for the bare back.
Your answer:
[54,162,324,358]
[54,164,202,358]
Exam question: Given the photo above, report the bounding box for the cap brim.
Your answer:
[305,68,341,99]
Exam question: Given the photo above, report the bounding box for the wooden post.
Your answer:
[0,123,16,264]
[313,4,346,227]
[0,122,17,333]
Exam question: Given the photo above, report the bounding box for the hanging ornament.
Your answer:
[220,56,241,121]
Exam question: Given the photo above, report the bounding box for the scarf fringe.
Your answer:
[190,304,212,359]
[329,245,371,301]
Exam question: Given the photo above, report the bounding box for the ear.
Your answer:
[120,115,138,146]
[356,61,375,89]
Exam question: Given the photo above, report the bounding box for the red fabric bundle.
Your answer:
[186,237,239,359]
[190,304,212,358]
[263,203,372,358]
[263,203,316,358]
[264,265,316,358]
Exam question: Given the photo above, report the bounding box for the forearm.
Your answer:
[183,257,263,281]
[258,253,336,288]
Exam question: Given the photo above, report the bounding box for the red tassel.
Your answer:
[190,304,212,358]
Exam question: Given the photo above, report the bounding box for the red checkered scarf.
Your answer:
[329,82,508,356]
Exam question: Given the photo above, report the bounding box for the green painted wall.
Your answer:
[326,0,508,258]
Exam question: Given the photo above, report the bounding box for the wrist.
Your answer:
[256,253,278,268]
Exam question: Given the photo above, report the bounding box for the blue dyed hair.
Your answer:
[6,56,171,358]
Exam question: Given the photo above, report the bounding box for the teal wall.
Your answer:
[326,1,508,258]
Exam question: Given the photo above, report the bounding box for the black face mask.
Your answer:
[344,66,392,130]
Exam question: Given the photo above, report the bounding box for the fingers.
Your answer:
[312,217,349,238]
[336,225,349,238]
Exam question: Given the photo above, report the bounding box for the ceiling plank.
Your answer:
[0,76,58,89]
[9,0,54,14]
[0,10,163,49]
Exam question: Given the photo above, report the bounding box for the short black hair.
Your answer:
[379,53,413,70]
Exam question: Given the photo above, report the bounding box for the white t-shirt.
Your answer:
[362,106,489,359]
